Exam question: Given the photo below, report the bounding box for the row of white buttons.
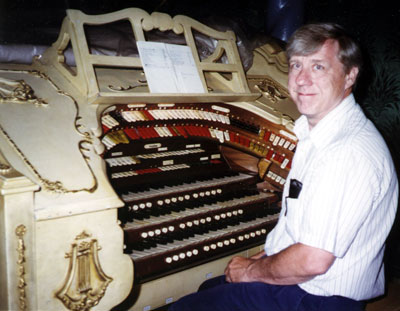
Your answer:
[128,188,223,212]
[203,228,267,252]
[165,249,199,263]
[163,228,268,263]
[140,208,244,240]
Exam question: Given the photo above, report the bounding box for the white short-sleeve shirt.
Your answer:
[265,94,398,300]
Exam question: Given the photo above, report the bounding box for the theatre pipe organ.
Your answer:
[0,8,298,311]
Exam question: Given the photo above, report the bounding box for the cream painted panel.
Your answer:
[34,208,133,311]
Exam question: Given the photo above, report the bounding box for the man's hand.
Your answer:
[224,256,255,283]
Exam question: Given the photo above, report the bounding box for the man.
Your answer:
[169,23,398,311]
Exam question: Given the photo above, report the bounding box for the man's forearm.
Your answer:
[250,250,266,259]
[246,247,315,284]
[225,243,335,285]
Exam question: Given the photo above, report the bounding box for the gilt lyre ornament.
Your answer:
[56,231,113,311]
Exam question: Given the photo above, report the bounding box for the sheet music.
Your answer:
[137,41,205,93]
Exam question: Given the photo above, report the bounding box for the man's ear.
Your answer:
[345,66,359,90]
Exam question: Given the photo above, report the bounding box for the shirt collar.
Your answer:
[294,94,357,148]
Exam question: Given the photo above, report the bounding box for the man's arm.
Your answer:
[249,250,266,259]
[224,243,335,285]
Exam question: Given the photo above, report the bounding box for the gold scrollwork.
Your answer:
[108,79,148,92]
[251,76,289,103]
[0,77,47,106]
[56,231,113,311]
[0,69,98,193]
[15,224,27,311]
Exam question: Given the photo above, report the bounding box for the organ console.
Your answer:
[0,7,298,311]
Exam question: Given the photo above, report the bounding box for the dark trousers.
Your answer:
[168,275,365,311]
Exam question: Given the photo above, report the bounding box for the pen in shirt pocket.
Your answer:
[285,179,303,216]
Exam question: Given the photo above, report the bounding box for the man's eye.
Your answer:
[314,64,324,70]
[290,63,301,70]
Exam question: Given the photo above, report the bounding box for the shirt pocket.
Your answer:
[284,197,302,241]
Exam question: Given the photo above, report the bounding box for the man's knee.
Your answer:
[198,275,227,292]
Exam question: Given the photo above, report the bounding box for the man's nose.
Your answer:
[296,68,312,86]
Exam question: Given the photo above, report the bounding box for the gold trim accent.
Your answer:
[251,76,289,103]
[108,78,148,92]
[0,163,11,174]
[0,77,47,106]
[0,69,98,193]
[56,232,113,311]
[15,224,27,311]
[75,231,92,240]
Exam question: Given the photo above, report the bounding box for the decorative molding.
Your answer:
[0,77,47,106]
[253,44,289,74]
[108,79,147,92]
[250,76,289,103]
[0,163,11,174]
[75,230,92,240]
[0,69,98,193]
[56,231,113,311]
[15,224,27,311]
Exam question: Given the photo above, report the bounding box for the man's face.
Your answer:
[288,39,357,128]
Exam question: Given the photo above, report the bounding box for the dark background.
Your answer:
[1,0,399,278]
